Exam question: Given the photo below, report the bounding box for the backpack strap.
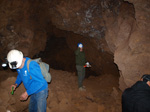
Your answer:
[27,59,32,79]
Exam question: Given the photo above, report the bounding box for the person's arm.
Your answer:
[26,61,45,95]
[15,74,22,87]
[10,74,21,93]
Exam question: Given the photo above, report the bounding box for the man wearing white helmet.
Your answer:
[75,43,86,91]
[7,49,48,112]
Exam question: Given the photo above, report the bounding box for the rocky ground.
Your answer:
[0,68,122,112]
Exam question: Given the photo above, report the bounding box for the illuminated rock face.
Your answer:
[0,0,150,90]
[115,0,150,90]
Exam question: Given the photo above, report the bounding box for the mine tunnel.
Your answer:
[37,32,119,78]
[0,0,150,112]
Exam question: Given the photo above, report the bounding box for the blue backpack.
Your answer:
[27,58,51,83]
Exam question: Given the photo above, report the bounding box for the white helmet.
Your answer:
[7,49,23,69]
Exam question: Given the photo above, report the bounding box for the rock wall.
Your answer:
[0,0,48,60]
[114,0,150,90]
[0,0,120,75]
[0,0,150,90]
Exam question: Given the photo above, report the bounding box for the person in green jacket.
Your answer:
[75,43,86,91]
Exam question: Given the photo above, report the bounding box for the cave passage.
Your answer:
[38,35,76,72]
[37,35,99,78]
[35,34,120,78]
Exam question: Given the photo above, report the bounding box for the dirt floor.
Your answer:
[0,68,122,112]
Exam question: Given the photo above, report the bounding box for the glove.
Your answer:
[85,62,91,67]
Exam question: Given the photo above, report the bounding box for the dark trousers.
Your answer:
[76,65,85,88]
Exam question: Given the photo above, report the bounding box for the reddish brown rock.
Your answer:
[0,0,150,90]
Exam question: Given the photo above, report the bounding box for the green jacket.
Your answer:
[75,48,86,66]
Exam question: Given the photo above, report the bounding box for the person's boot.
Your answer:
[79,87,86,91]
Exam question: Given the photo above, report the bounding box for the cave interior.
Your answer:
[0,0,150,111]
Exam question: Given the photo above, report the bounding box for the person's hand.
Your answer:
[85,62,91,67]
[10,84,17,92]
[20,91,28,101]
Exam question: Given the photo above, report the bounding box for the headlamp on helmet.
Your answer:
[2,58,8,68]
[77,43,83,48]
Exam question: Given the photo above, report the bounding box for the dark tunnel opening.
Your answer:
[37,35,76,72]
[34,34,119,79]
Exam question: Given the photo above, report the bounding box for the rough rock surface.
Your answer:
[0,0,150,90]
[114,0,150,90]
[0,0,48,59]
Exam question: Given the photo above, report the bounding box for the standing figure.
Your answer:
[7,49,48,112]
[122,74,150,112]
[75,43,86,91]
